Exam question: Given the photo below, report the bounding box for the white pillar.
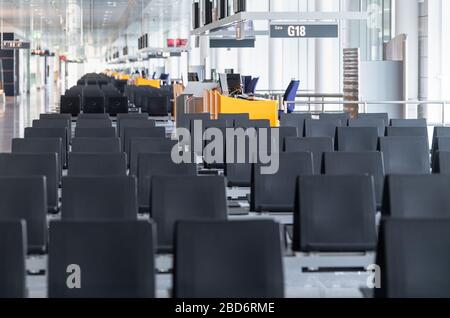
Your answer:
[314,0,337,95]
[268,0,283,91]
[395,0,419,117]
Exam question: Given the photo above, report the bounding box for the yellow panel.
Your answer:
[119,74,131,81]
[135,78,161,89]
[218,94,279,127]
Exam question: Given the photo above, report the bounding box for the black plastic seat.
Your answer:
[376,219,450,298]
[40,113,72,121]
[74,127,117,138]
[324,152,384,207]
[76,119,112,129]
[151,175,227,252]
[71,138,121,153]
[177,113,211,131]
[293,175,377,252]
[32,118,71,144]
[357,113,389,125]
[130,138,177,176]
[0,221,27,298]
[60,96,81,115]
[280,113,312,137]
[348,118,386,137]
[174,220,284,298]
[116,113,149,135]
[432,127,450,154]
[68,153,127,176]
[138,153,197,211]
[336,127,379,152]
[77,113,110,120]
[119,119,156,138]
[432,138,450,168]
[0,177,47,254]
[251,152,313,212]
[319,112,350,123]
[217,113,249,127]
[0,153,58,212]
[433,151,450,173]
[48,220,155,298]
[61,176,138,220]
[285,137,334,174]
[123,127,166,156]
[25,127,68,168]
[379,137,430,175]
[304,119,342,138]
[382,174,450,218]
[12,138,62,181]
[385,127,428,138]
[224,129,258,187]
[390,118,427,127]
[235,119,271,129]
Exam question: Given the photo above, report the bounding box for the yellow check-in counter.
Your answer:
[207,91,279,127]
[135,78,161,89]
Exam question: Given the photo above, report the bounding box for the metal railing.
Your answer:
[283,99,450,126]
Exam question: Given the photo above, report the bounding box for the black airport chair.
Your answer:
[324,152,384,208]
[357,113,389,125]
[71,138,121,153]
[378,137,430,175]
[174,220,284,298]
[137,153,197,212]
[25,127,68,168]
[390,118,427,127]
[348,118,386,137]
[0,153,58,212]
[376,219,450,298]
[130,138,177,176]
[76,119,113,129]
[217,113,249,127]
[293,175,377,253]
[382,174,450,218]
[48,220,155,298]
[285,137,334,174]
[280,113,313,137]
[319,112,350,123]
[251,152,313,212]
[385,127,428,138]
[77,114,110,120]
[68,153,127,176]
[12,138,62,181]
[123,127,166,156]
[74,127,117,138]
[336,127,379,152]
[304,119,342,138]
[0,221,27,298]
[151,175,227,252]
[0,177,47,254]
[61,176,138,220]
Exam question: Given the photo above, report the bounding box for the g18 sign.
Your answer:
[270,24,338,38]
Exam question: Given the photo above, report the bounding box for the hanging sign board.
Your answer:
[2,40,31,49]
[270,24,338,38]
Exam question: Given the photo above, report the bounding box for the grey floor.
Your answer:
[0,89,372,298]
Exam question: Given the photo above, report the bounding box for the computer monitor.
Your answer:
[188,72,199,82]
[219,73,229,96]
[226,73,242,96]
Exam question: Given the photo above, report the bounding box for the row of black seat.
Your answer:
[61,80,129,116]
[125,85,172,116]
[2,173,450,297]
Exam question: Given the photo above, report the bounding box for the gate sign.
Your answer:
[270,24,338,38]
[2,40,31,49]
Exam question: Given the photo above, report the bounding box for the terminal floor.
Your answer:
[3,90,373,298]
